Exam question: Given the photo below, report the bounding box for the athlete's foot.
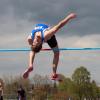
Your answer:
[51,73,62,82]
[23,66,33,79]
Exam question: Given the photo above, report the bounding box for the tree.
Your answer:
[91,80,100,99]
[72,66,91,100]
[0,78,4,89]
[3,76,30,94]
[58,74,76,99]
[58,75,74,94]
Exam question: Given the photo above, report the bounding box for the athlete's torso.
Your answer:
[31,24,49,43]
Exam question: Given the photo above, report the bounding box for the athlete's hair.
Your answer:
[31,43,42,53]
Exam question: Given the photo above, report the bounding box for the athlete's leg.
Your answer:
[44,13,76,40]
[51,46,63,81]
[52,45,60,76]
[47,35,60,80]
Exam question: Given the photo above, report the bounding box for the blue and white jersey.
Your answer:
[31,24,49,42]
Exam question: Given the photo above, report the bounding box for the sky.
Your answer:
[0,0,100,84]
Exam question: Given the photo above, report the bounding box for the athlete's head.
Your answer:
[31,43,42,53]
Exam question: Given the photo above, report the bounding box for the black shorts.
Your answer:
[47,35,58,48]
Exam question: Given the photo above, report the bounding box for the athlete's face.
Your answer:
[32,36,42,47]
[31,36,42,53]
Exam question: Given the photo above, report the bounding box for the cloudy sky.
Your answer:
[0,0,100,84]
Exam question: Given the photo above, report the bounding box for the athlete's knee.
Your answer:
[53,45,60,57]
[54,50,60,58]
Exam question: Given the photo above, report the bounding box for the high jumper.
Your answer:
[23,13,76,80]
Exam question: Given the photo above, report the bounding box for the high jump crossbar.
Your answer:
[0,48,100,52]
